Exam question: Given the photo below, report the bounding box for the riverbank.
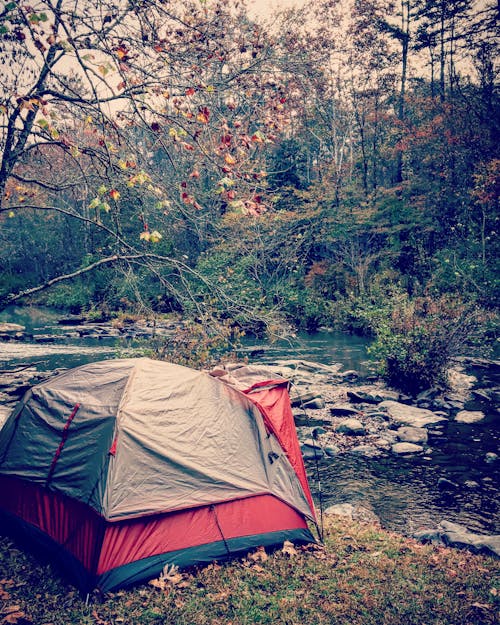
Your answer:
[0,516,498,625]
[1,312,499,541]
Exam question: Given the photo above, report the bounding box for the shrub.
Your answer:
[368,296,488,395]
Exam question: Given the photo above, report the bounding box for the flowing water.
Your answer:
[1,306,498,536]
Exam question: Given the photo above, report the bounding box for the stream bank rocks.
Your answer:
[414,521,500,558]
[223,357,499,553]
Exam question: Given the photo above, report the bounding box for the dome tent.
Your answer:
[0,358,316,592]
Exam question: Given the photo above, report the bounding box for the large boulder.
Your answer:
[379,400,448,427]
[415,521,500,558]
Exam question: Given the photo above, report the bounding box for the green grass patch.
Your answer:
[0,518,498,625]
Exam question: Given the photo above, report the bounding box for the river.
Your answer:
[0,306,498,537]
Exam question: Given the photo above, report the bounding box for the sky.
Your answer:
[248,0,304,18]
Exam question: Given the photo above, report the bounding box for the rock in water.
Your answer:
[0,323,25,332]
[379,400,448,427]
[439,521,499,558]
[455,410,485,424]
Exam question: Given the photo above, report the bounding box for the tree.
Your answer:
[0,0,300,323]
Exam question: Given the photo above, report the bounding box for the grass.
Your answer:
[0,518,498,625]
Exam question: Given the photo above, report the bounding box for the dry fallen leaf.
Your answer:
[249,546,268,563]
[282,540,298,557]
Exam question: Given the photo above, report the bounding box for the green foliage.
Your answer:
[39,281,95,313]
[368,296,488,395]
[329,271,407,336]
[277,284,330,332]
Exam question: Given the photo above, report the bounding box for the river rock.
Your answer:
[437,477,459,491]
[448,368,477,393]
[391,442,424,455]
[379,400,447,427]
[330,404,362,417]
[379,390,400,401]
[377,430,398,444]
[335,418,365,435]
[419,521,500,558]
[464,480,480,490]
[324,502,380,525]
[346,390,382,404]
[349,444,382,458]
[372,439,390,452]
[324,444,340,457]
[396,426,428,444]
[0,322,25,333]
[270,359,341,375]
[416,388,441,401]
[290,389,323,408]
[455,410,485,424]
[341,370,359,380]
[303,397,326,410]
[471,389,492,402]
[57,316,87,325]
[300,439,325,459]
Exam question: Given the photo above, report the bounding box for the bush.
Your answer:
[369,296,488,395]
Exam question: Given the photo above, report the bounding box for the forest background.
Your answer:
[0,0,498,392]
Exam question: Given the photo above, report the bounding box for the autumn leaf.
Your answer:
[251,130,265,143]
[197,107,210,123]
[149,230,162,243]
[185,87,196,96]
[224,154,236,166]
[115,45,129,60]
[248,546,268,563]
[1,605,26,625]
[109,189,120,201]
[282,540,298,557]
